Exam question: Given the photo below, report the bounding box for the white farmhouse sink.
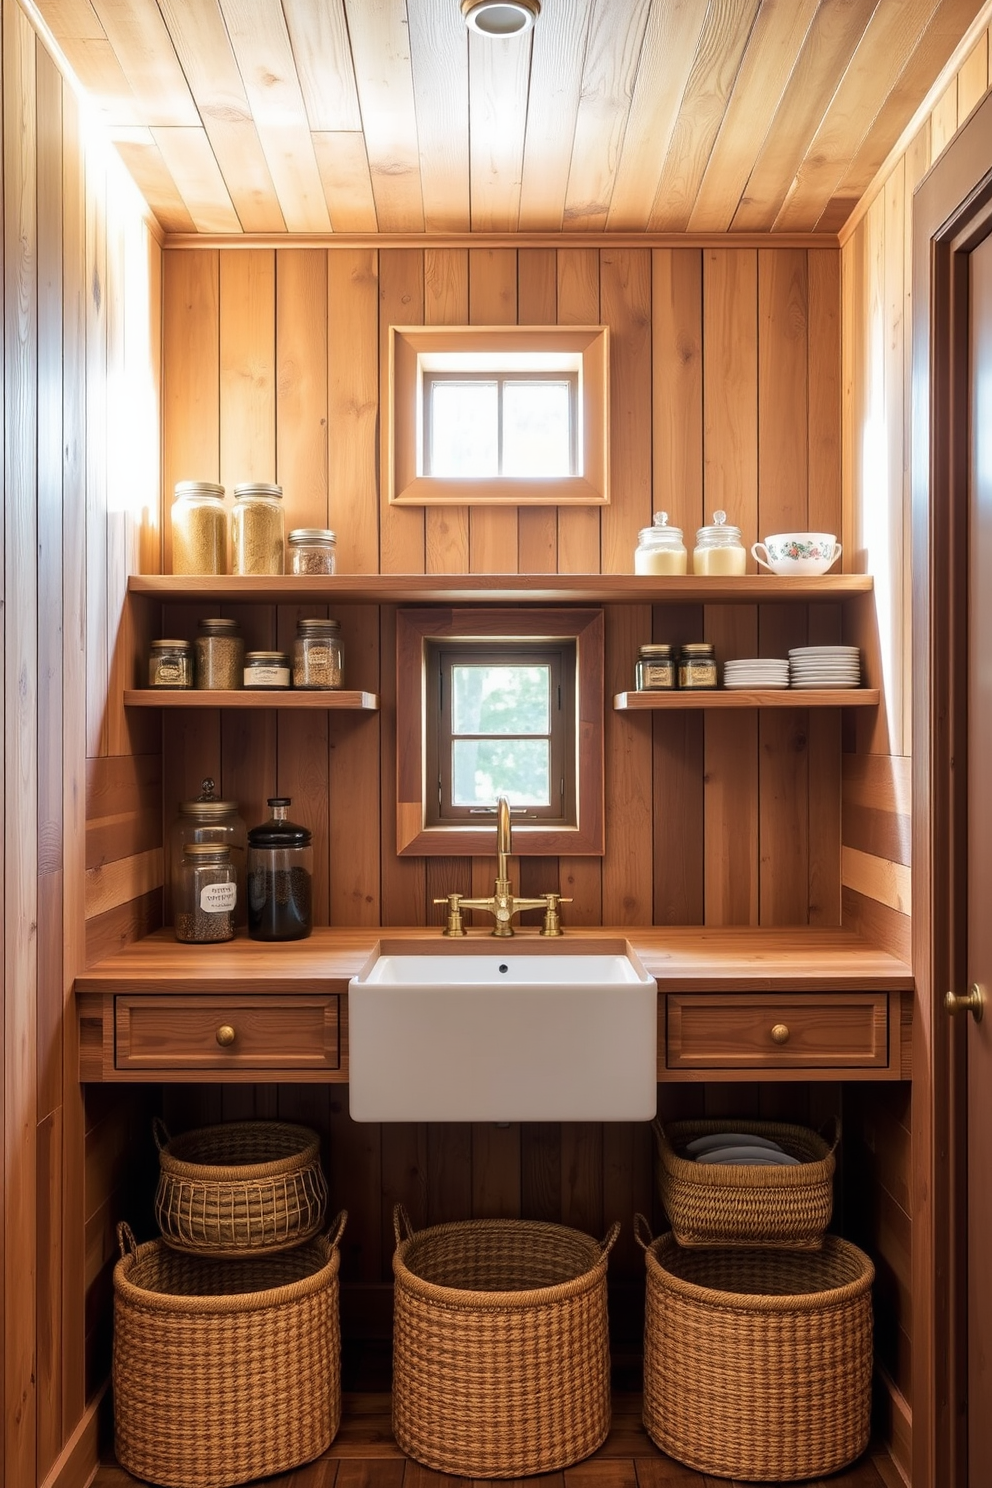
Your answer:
[348,940,657,1122]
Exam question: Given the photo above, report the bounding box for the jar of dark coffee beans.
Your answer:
[247,797,313,942]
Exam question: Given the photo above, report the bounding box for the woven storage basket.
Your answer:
[653,1116,838,1249]
[153,1116,328,1256]
[636,1216,873,1482]
[391,1205,618,1478]
[112,1212,346,1488]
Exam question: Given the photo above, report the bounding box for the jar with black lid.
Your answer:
[244,651,291,689]
[247,797,313,941]
[148,639,193,689]
[194,618,244,690]
[174,843,237,944]
[636,644,676,691]
[293,619,344,689]
[678,642,718,690]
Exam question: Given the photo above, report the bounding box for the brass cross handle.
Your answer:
[945,983,985,1023]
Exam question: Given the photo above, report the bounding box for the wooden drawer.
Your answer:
[665,992,890,1073]
[114,994,340,1073]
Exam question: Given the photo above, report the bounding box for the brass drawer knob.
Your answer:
[216,1024,236,1047]
[770,1023,790,1045]
[945,984,984,1023]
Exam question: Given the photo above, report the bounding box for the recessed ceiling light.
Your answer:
[461,0,540,37]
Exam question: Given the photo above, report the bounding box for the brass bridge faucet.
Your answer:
[433,795,571,937]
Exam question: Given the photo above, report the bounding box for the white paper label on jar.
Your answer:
[200,882,237,913]
[244,665,290,687]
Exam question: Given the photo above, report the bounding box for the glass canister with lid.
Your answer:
[288,528,337,575]
[168,779,248,928]
[247,797,313,942]
[171,481,227,575]
[148,639,193,689]
[293,618,344,689]
[174,843,237,944]
[231,482,285,575]
[634,512,687,575]
[692,510,747,575]
[194,617,244,690]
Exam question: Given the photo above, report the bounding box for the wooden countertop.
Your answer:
[75,925,913,994]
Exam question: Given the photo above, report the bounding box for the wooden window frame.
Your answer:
[387,325,610,506]
[396,607,604,856]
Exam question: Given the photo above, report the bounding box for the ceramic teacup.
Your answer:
[751,532,842,576]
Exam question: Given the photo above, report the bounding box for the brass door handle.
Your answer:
[945,984,985,1023]
[216,1024,236,1046]
[770,1023,790,1045]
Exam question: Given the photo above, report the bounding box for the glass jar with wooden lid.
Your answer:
[231,483,285,575]
[171,481,227,575]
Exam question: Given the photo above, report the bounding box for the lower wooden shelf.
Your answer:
[125,688,379,709]
[614,688,879,709]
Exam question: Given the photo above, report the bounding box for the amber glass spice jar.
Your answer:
[171,481,227,575]
[194,618,244,690]
[231,483,285,575]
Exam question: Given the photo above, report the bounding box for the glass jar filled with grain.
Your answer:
[168,779,247,928]
[288,528,337,575]
[293,618,344,689]
[171,481,227,574]
[174,843,237,944]
[194,617,244,690]
[148,638,193,689]
[232,482,285,575]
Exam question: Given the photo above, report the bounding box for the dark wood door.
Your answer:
[966,231,992,1483]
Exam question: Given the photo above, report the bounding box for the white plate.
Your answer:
[724,679,790,689]
[790,680,861,690]
[788,646,860,657]
[695,1146,801,1166]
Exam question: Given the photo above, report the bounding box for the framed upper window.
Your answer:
[396,607,604,856]
[388,325,609,506]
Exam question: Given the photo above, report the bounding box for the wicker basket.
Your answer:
[391,1205,618,1478]
[112,1213,346,1488]
[653,1116,838,1249]
[636,1217,873,1482]
[153,1117,328,1256]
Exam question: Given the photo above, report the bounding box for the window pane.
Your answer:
[502,381,572,476]
[452,739,550,806]
[451,665,550,735]
[430,382,498,476]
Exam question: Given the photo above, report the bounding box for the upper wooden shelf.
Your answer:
[614,688,879,709]
[127,573,874,605]
[125,689,379,710]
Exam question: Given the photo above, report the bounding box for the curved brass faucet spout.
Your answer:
[496,794,512,884]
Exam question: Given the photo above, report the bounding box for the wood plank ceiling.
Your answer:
[32,0,988,237]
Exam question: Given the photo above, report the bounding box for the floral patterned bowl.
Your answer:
[751,532,842,576]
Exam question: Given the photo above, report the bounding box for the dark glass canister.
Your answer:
[247,797,313,941]
[635,644,676,690]
[168,779,248,927]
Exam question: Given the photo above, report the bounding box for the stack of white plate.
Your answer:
[788,645,861,689]
[723,657,789,689]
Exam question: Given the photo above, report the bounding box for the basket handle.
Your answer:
[117,1221,138,1258]
[151,1115,171,1152]
[600,1220,621,1257]
[632,1212,654,1252]
[392,1203,415,1247]
[650,1117,667,1149]
[819,1113,842,1154]
[326,1209,348,1248]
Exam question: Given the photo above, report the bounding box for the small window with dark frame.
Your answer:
[425,640,577,828]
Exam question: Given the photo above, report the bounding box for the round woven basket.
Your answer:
[636,1218,873,1482]
[391,1205,618,1478]
[113,1213,346,1488]
[153,1117,328,1256]
[653,1116,838,1249]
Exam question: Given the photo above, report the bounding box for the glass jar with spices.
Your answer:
[678,642,718,690]
[168,779,247,928]
[247,797,313,942]
[174,843,237,944]
[148,639,193,689]
[635,644,676,691]
[634,512,687,575]
[692,510,747,575]
[288,528,337,575]
[171,481,227,575]
[194,618,244,690]
[244,651,291,689]
[232,483,285,575]
[293,619,344,689]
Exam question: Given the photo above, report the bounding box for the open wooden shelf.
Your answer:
[128,572,874,605]
[125,689,379,710]
[613,688,879,709]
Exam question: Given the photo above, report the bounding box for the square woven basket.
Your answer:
[653,1115,838,1249]
[636,1217,874,1482]
[391,1205,618,1478]
[112,1212,346,1488]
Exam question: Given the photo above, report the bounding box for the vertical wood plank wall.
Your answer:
[0,6,162,1482]
[839,23,991,1481]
